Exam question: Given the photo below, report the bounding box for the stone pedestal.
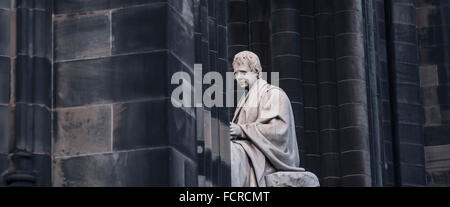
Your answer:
[265,171,320,187]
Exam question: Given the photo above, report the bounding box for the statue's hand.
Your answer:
[229,122,242,138]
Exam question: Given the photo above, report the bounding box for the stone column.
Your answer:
[2,0,53,187]
[386,0,426,186]
[0,0,12,186]
[334,0,372,186]
[314,0,340,186]
[271,0,305,166]
[300,0,321,180]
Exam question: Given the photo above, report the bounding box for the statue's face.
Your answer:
[233,65,259,89]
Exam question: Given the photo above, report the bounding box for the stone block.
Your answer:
[320,177,339,187]
[271,32,301,57]
[0,106,8,154]
[53,147,173,186]
[301,39,315,61]
[302,62,315,84]
[270,0,300,11]
[421,86,439,106]
[304,130,319,154]
[420,65,440,87]
[304,107,318,130]
[315,38,334,59]
[319,130,339,154]
[0,1,9,9]
[305,156,320,177]
[14,104,51,154]
[339,126,368,152]
[438,85,450,106]
[0,10,10,56]
[247,0,268,21]
[336,57,365,81]
[281,87,303,103]
[317,61,335,83]
[335,34,364,59]
[54,10,111,61]
[303,84,317,107]
[16,0,53,10]
[425,145,450,170]
[394,42,419,64]
[318,106,337,130]
[33,154,51,186]
[398,123,423,145]
[427,170,450,186]
[17,9,52,59]
[272,55,301,78]
[382,100,391,120]
[217,26,227,59]
[0,57,9,104]
[54,51,168,107]
[400,163,426,186]
[392,4,417,25]
[54,0,165,14]
[271,9,300,33]
[169,148,197,187]
[318,83,336,106]
[265,171,319,187]
[341,150,370,176]
[227,1,247,23]
[338,103,368,128]
[399,143,425,165]
[320,153,340,178]
[54,105,111,157]
[16,56,52,106]
[315,14,334,37]
[112,4,167,55]
[384,142,394,162]
[334,10,362,35]
[383,162,395,186]
[393,23,418,44]
[300,16,314,37]
[167,6,194,66]
[424,105,442,126]
[424,125,450,146]
[395,62,419,84]
[168,104,196,160]
[113,100,166,151]
[337,80,367,105]
[397,103,422,123]
[340,175,371,187]
[334,0,362,11]
[0,154,7,186]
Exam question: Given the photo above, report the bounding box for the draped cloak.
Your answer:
[231,79,305,187]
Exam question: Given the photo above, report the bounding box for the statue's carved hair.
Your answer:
[232,51,262,76]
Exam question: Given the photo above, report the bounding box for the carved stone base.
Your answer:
[265,171,320,187]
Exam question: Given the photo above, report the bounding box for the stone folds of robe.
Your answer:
[231,79,305,187]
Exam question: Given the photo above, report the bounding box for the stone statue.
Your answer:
[229,51,319,187]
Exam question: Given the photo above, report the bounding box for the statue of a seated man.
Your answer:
[229,51,319,187]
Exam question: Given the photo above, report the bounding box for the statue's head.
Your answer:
[232,51,262,89]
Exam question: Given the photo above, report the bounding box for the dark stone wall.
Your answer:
[0,1,10,186]
[52,0,199,186]
[195,0,230,187]
[416,0,450,186]
[386,0,426,186]
[227,0,443,187]
[1,0,53,187]
[1,0,448,187]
